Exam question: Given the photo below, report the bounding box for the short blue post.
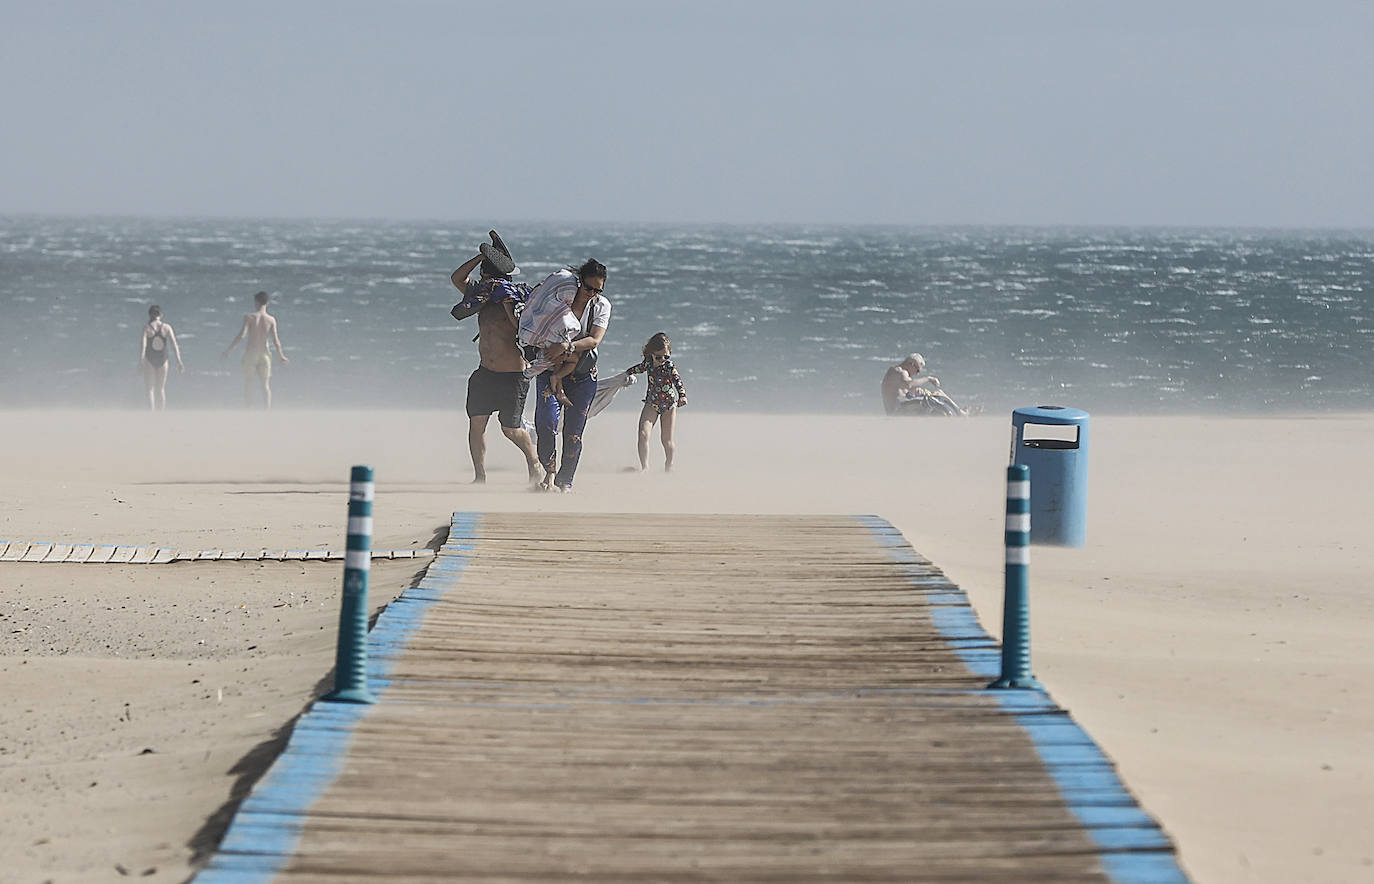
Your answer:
[324,465,377,704]
[989,464,1040,690]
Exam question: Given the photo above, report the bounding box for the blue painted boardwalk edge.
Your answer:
[857,515,1190,884]
[192,513,480,883]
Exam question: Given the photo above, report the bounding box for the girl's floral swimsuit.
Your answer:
[627,357,686,413]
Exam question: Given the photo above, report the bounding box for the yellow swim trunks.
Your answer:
[242,351,272,378]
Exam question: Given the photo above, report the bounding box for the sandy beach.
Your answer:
[2,408,1372,883]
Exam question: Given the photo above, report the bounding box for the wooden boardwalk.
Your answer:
[197,513,1186,883]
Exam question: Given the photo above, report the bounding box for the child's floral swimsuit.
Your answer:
[627,357,686,413]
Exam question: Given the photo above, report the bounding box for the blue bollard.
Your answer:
[324,465,377,704]
[989,464,1040,690]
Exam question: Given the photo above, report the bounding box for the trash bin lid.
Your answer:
[1012,405,1090,425]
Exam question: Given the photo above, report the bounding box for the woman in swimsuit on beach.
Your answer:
[139,305,184,410]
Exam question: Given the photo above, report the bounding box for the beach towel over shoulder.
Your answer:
[451,278,530,322]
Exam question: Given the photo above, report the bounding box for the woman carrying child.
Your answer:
[627,332,687,472]
[529,259,611,492]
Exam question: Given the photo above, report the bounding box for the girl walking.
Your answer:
[627,332,687,472]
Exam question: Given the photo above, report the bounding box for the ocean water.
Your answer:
[2,216,1371,415]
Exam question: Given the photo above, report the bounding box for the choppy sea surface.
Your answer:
[2,216,1371,414]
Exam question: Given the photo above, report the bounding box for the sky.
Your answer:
[2,0,1372,227]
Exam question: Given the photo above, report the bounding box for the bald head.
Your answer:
[903,353,925,372]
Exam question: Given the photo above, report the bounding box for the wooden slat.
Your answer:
[129,547,156,564]
[20,543,52,562]
[41,543,74,563]
[68,544,96,563]
[107,546,137,564]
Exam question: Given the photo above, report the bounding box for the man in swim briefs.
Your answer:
[222,290,288,409]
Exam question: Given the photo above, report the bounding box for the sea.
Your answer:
[2,216,1371,415]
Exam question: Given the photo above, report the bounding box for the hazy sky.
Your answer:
[3,1,1372,227]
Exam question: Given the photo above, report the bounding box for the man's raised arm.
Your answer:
[449,253,486,320]
[450,253,483,292]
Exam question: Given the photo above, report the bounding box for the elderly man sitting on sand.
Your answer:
[881,353,967,416]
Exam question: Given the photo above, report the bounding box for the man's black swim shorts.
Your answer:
[466,366,529,429]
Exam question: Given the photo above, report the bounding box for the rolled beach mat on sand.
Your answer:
[478,229,517,274]
[478,242,516,275]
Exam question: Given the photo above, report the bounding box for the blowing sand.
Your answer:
[2,408,1371,883]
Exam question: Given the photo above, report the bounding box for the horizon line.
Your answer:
[3,210,1374,235]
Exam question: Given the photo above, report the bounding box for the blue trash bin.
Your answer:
[1011,406,1089,547]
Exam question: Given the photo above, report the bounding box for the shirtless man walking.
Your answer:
[222,290,288,408]
[450,244,542,484]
